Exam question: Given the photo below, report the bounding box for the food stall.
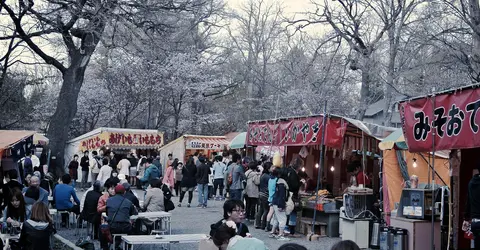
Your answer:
[246,114,394,242]
[0,130,36,181]
[64,127,164,181]
[379,128,451,250]
[397,84,480,249]
[159,134,230,166]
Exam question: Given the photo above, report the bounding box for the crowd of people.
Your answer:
[0,147,363,250]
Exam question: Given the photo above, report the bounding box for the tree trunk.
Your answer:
[46,64,86,177]
[469,0,480,81]
[174,114,180,139]
[356,53,373,120]
[384,28,397,126]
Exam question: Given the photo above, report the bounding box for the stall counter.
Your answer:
[390,216,441,250]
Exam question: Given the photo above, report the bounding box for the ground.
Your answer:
[57,188,341,249]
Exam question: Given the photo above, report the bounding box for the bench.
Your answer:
[299,219,327,236]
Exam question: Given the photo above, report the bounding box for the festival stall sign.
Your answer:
[79,131,164,151]
[185,136,230,150]
[246,115,347,149]
[399,86,480,152]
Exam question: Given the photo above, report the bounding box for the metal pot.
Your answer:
[379,226,389,250]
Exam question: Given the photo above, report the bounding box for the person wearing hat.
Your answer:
[101,184,137,250]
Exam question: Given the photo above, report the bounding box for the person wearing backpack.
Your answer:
[270,168,290,241]
[229,154,246,201]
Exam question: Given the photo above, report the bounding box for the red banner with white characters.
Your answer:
[246,116,347,148]
[399,87,480,152]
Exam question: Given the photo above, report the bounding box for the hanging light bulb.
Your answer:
[301,167,305,172]
[330,166,335,172]
[413,158,417,168]
[315,163,319,169]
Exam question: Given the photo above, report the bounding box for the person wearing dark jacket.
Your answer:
[68,155,79,190]
[81,181,102,239]
[255,162,273,230]
[270,168,289,241]
[210,199,249,238]
[19,202,56,250]
[284,157,302,235]
[101,184,137,250]
[3,169,24,210]
[122,183,140,210]
[195,157,211,208]
[80,151,90,191]
[464,165,480,249]
[179,157,197,207]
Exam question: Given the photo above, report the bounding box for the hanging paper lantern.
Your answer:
[272,151,282,167]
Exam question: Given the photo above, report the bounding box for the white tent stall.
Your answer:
[64,127,164,183]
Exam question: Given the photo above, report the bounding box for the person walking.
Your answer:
[179,157,197,208]
[212,155,226,201]
[245,161,261,223]
[174,162,184,197]
[163,159,175,189]
[229,154,245,201]
[68,155,79,190]
[196,156,211,208]
[80,151,90,191]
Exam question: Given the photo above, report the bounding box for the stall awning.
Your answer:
[379,129,407,150]
[246,114,395,151]
[185,136,230,150]
[33,133,49,146]
[229,132,247,149]
[0,130,36,158]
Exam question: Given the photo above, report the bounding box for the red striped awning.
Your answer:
[185,137,230,150]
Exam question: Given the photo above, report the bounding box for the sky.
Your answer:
[227,0,313,14]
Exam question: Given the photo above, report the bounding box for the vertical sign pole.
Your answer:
[311,101,328,235]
